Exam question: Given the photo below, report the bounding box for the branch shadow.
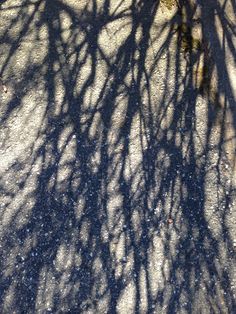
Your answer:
[0,0,235,312]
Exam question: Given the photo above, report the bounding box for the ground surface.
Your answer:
[0,0,235,313]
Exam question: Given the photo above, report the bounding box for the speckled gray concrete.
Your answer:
[0,0,235,313]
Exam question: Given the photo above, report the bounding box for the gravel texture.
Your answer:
[0,0,235,313]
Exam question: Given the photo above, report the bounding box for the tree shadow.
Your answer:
[0,0,235,312]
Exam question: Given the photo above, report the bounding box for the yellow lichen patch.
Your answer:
[160,0,177,10]
[177,23,202,53]
[193,63,204,90]
[181,35,201,52]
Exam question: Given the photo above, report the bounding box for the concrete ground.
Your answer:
[0,0,235,313]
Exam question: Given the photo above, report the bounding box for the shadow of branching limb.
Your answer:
[0,0,235,313]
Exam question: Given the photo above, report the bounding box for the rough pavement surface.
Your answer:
[0,0,235,313]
